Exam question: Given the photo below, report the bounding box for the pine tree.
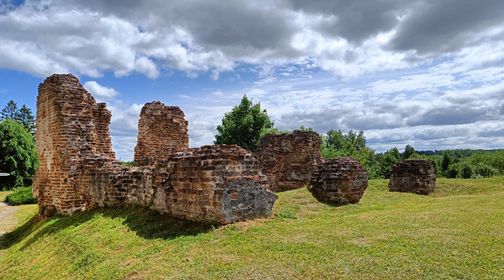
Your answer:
[16,105,36,135]
[0,100,18,120]
[0,101,36,135]
[441,152,451,176]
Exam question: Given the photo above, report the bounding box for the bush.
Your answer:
[5,186,37,205]
[474,164,498,178]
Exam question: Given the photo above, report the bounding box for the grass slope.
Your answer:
[1,178,503,279]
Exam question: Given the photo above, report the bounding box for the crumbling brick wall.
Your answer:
[388,159,436,195]
[33,74,116,216]
[33,74,276,224]
[255,130,322,192]
[89,145,275,224]
[308,157,368,205]
[134,101,188,165]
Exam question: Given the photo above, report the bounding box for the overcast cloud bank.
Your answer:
[1,0,503,160]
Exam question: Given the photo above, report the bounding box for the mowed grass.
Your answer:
[0,177,503,279]
[0,191,38,236]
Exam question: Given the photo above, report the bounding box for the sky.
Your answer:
[0,0,503,161]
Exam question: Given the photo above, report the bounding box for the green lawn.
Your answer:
[1,177,503,279]
[0,191,38,239]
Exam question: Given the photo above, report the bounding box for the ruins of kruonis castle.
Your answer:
[32,74,324,224]
[32,74,435,224]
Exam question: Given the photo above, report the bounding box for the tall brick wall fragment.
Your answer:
[93,103,115,159]
[33,74,116,216]
[134,101,189,165]
[255,130,322,192]
[388,160,436,195]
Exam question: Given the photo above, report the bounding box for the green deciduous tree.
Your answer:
[379,147,401,179]
[214,95,273,151]
[0,119,38,190]
[403,144,416,159]
[322,129,380,178]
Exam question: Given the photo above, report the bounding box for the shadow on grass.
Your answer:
[0,207,215,250]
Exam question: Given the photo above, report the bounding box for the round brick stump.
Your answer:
[308,157,368,206]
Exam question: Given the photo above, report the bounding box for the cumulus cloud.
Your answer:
[83,81,118,99]
[389,0,504,55]
[1,0,504,159]
[1,0,503,79]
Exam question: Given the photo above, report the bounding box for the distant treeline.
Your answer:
[319,129,503,180]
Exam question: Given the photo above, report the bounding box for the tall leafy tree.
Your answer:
[322,129,380,178]
[0,119,38,190]
[379,147,401,179]
[403,144,416,159]
[214,95,273,151]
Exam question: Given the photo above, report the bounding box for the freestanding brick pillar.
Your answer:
[33,74,116,216]
[388,159,436,195]
[255,130,322,192]
[308,157,368,205]
[134,101,188,165]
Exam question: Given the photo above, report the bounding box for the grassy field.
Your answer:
[0,177,503,279]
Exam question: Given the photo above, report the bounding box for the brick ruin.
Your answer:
[388,159,436,195]
[33,74,116,216]
[134,101,188,165]
[308,157,368,205]
[254,131,322,192]
[32,74,276,224]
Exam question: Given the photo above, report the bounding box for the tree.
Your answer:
[0,100,36,135]
[0,100,18,120]
[379,147,401,179]
[16,105,36,135]
[403,144,416,159]
[322,129,380,179]
[214,95,273,151]
[441,152,451,176]
[460,163,473,179]
[323,129,367,156]
[0,119,38,190]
